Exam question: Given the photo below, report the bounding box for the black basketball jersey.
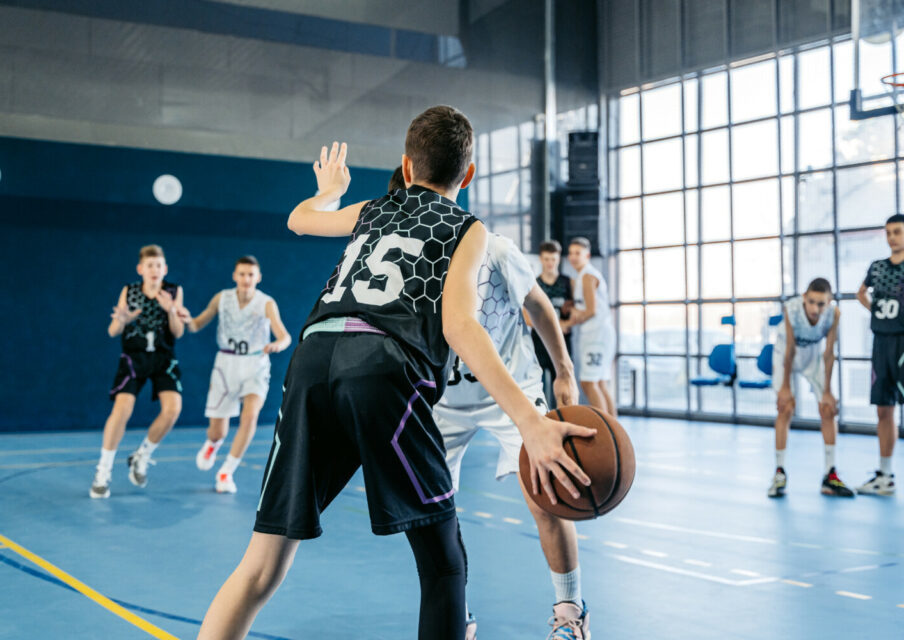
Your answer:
[121,280,180,354]
[536,274,573,319]
[304,186,478,395]
[864,259,904,335]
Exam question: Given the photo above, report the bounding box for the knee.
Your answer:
[877,406,895,422]
[818,403,834,421]
[159,404,181,424]
[241,557,292,600]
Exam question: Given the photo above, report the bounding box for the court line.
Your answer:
[0,533,178,639]
[836,590,872,600]
[781,579,813,588]
[0,452,270,471]
[730,569,761,577]
[613,554,778,586]
[684,559,712,567]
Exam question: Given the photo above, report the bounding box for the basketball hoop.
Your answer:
[881,72,904,88]
[880,72,904,124]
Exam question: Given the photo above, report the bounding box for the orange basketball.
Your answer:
[518,405,635,520]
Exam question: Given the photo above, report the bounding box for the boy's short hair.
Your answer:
[388,166,405,192]
[539,240,562,254]
[139,244,165,261]
[404,106,473,190]
[806,277,832,294]
[235,255,260,269]
[886,213,904,225]
[569,237,592,251]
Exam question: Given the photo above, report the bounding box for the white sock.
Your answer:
[880,456,893,476]
[775,449,786,470]
[137,437,158,457]
[219,454,241,476]
[98,448,116,470]
[824,445,835,473]
[550,566,582,606]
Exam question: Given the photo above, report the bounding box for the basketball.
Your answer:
[519,405,635,521]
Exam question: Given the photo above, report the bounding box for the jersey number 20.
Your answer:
[322,233,425,306]
[876,298,900,320]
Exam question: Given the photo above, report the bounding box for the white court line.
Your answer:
[790,542,822,549]
[641,550,668,558]
[615,517,778,545]
[455,507,465,513]
[614,555,778,586]
[354,486,366,493]
[684,559,712,568]
[603,541,628,549]
[781,579,813,588]
[503,517,522,525]
[730,569,761,577]
[575,533,589,540]
[897,604,904,609]
[840,565,881,573]
[838,548,881,556]
[836,591,872,601]
[473,511,493,519]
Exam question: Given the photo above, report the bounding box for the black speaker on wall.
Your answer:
[552,188,603,256]
[567,131,599,187]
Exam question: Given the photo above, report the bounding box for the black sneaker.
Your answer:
[821,467,854,497]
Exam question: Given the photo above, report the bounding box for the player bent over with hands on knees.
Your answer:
[179,256,291,494]
[196,106,595,640]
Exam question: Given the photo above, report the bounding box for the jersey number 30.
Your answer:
[876,298,900,320]
[322,233,425,306]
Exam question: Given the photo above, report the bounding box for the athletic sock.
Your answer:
[219,454,241,476]
[550,566,582,606]
[824,445,835,473]
[98,448,116,470]
[775,449,786,470]
[137,437,158,457]
[880,456,893,476]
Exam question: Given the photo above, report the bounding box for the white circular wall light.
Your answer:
[153,174,182,205]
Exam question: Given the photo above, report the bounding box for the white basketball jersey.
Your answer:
[779,295,835,348]
[573,262,613,334]
[216,289,273,354]
[438,234,542,408]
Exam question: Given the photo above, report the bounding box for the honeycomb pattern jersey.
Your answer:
[216,288,273,354]
[865,259,904,334]
[437,233,542,409]
[304,185,477,395]
[122,280,180,354]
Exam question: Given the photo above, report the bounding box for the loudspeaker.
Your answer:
[567,131,599,187]
[553,188,603,256]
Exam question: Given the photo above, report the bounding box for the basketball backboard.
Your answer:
[851,0,904,119]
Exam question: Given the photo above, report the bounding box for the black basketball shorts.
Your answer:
[871,333,904,406]
[254,332,456,540]
[109,351,182,401]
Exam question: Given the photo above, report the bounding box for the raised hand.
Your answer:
[520,414,596,505]
[156,289,175,313]
[313,141,351,198]
[111,304,141,325]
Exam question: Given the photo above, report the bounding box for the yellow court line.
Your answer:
[0,533,179,639]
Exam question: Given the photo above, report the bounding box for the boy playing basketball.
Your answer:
[767,278,853,498]
[90,245,185,499]
[567,238,617,416]
[182,256,291,494]
[197,107,594,640]
[855,213,904,496]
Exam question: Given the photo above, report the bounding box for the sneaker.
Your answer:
[215,472,237,494]
[767,467,787,498]
[196,442,219,471]
[127,451,154,488]
[89,466,111,499]
[465,613,477,640]
[547,601,590,640]
[857,471,896,496]
[821,467,854,497]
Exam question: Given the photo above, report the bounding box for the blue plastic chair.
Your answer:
[690,344,737,386]
[737,314,782,389]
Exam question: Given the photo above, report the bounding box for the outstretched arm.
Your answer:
[263,300,292,354]
[523,284,578,406]
[287,142,368,237]
[442,223,595,504]
[186,293,221,333]
[108,287,138,337]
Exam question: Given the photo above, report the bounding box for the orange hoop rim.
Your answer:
[881,72,904,88]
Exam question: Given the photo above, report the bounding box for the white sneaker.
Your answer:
[465,613,477,640]
[89,466,111,499]
[215,472,237,494]
[547,601,590,640]
[856,471,896,496]
[127,450,154,488]
[196,442,219,471]
[767,467,787,498]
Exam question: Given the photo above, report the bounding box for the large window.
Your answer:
[608,39,901,427]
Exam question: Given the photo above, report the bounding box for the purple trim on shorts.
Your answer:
[206,366,230,411]
[390,379,453,505]
[110,353,136,394]
[343,319,386,336]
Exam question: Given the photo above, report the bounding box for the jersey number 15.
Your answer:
[322,233,425,306]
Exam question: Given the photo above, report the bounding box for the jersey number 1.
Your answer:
[322,233,425,306]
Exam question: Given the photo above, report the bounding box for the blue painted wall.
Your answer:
[0,137,466,432]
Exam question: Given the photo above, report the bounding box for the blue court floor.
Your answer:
[1,417,902,639]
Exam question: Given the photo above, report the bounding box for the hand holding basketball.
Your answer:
[313,141,351,198]
[520,413,596,504]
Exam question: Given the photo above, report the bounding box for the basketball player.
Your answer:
[767,278,853,498]
[567,238,617,416]
[388,171,591,637]
[181,256,291,494]
[524,240,574,409]
[89,245,185,499]
[855,213,904,496]
[197,107,594,640]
